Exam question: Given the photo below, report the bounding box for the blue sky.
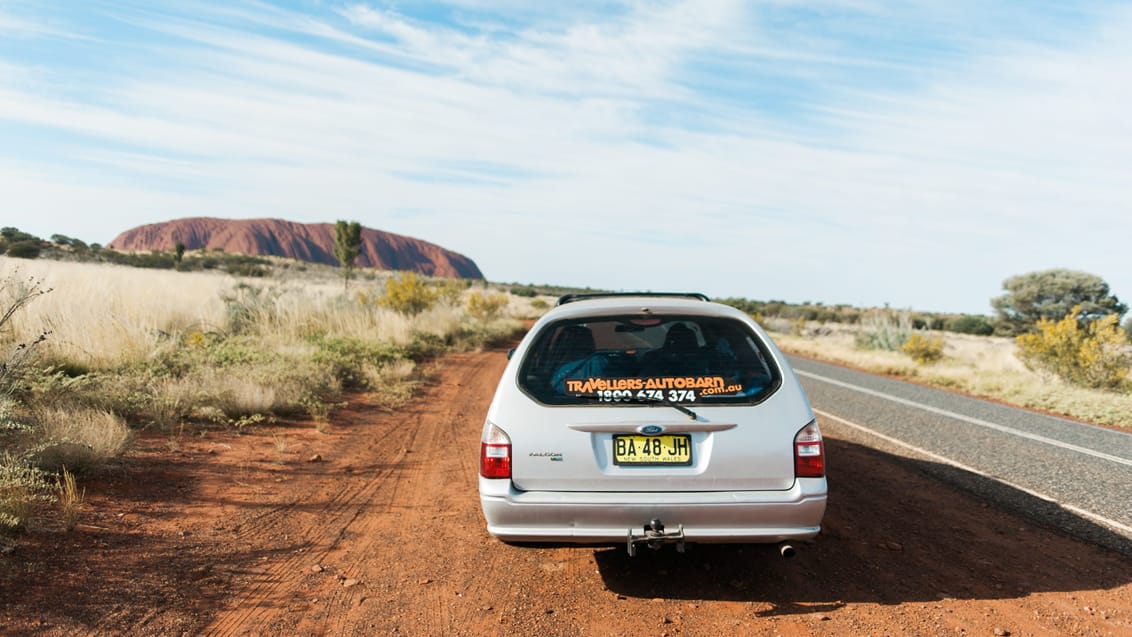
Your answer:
[2,1,1130,314]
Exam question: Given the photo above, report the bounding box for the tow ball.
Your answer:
[626,519,685,557]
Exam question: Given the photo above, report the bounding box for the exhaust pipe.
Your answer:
[779,543,796,558]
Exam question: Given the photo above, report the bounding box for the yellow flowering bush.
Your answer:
[466,290,509,320]
[379,272,437,316]
[901,332,945,364]
[1015,305,1131,390]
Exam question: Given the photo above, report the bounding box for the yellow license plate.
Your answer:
[612,434,692,466]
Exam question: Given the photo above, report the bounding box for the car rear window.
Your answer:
[518,315,781,406]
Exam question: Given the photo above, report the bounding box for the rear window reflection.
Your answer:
[518,315,781,405]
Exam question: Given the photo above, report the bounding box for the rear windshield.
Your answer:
[518,315,781,406]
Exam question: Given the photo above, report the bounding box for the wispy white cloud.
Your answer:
[1,1,1130,313]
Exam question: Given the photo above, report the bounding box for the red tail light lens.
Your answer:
[794,421,825,478]
[480,423,512,479]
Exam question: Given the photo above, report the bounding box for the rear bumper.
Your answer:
[479,477,826,543]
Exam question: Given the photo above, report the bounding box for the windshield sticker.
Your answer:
[565,376,744,403]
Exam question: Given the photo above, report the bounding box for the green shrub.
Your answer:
[405,332,448,361]
[902,332,945,364]
[4,240,42,259]
[1015,305,1131,390]
[379,272,437,316]
[947,315,996,336]
[309,334,403,390]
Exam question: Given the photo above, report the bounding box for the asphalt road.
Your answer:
[788,355,1132,556]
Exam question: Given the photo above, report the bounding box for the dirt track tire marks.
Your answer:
[5,349,1132,636]
[201,351,508,636]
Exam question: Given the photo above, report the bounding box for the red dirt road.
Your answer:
[2,349,1130,636]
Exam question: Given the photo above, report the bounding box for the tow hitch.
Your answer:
[627,519,685,556]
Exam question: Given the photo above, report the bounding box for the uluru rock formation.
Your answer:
[108,217,483,279]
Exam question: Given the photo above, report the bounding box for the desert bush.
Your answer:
[0,273,57,532]
[856,311,913,351]
[223,283,283,335]
[433,279,468,306]
[0,458,52,532]
[466,290,509,320]
[362,359,418,405]
[309,334,404,390]
[530,298,549,311]
[902,332,945,365]
[450,319,524,351]
[1015,305,1131,390]
[948,314,996,336]
[380,272,437,316]
[4,241,42,259]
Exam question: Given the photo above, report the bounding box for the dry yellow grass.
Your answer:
[774,327,1132,429]
[31,407,132,472]
[1,257,229,367]
[55,467,84,531]
[0,257,504,365]
[2,256,524,423]
[1,256,527,535]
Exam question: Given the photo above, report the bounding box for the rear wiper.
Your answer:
[635,395,698,421]
[571,393,698,421]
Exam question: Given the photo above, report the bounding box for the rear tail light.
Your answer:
[480,422,512,479]
[794,421,825,478]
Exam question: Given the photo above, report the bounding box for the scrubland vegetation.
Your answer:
[718,268,1132,430]
[768,311,1132,429]
[4,231,1130,537]
[0,256,529,534]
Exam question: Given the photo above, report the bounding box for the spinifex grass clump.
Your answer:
[855,311,913,352]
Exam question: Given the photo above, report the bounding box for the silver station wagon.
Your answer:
[478,293,826,556]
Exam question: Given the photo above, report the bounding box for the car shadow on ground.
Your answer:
[593,435,1132,613]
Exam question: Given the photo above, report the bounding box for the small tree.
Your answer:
[947,314,995,336]
[174,242,185,264]
[992,269,1127,335]
[334,220,363,289]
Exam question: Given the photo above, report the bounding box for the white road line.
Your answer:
[795,369,1132,468]
[813,408,1132,538]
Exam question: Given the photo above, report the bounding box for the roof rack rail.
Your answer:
[556,292,711,306]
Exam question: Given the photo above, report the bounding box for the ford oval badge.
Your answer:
[639,425,664,435]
